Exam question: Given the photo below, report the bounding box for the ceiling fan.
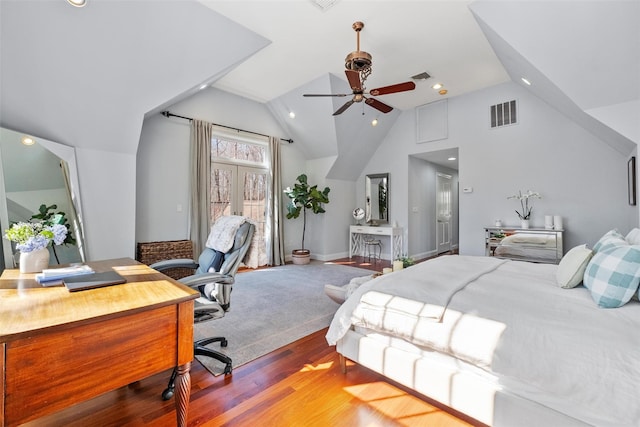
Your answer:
[303,21,416,116]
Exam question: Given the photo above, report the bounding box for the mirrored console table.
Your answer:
[350,225,403,261]
[485,226,564,264]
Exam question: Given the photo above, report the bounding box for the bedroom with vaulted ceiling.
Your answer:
[1,0,638,426]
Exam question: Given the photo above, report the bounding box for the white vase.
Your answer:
[520,219,530,229]
[19,248,50,273]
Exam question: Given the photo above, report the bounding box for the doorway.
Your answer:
[436,172,452,254]
[212,162,268,265]
[407,148,459,259]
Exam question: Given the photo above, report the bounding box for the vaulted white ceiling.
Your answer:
[1,0,638,177]
[198,0,639,178]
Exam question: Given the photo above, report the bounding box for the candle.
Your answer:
[545,215,554,229]
[383,267,393,274]
[393,260,404,271]
[554,215,563,230]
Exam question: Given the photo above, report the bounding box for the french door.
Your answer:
[211,162,267,266]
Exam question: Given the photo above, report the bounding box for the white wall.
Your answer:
[360,81,637,258]
[76,148,137,260]
[137,88,311,257]
[139,81,638,262]
[137,88,357,261]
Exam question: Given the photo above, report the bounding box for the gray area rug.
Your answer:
[193,261,373,375]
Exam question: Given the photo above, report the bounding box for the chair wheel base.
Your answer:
[162,387,174,401]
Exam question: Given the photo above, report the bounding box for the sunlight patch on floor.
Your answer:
[343,381,473,427]
[299,361,334,372]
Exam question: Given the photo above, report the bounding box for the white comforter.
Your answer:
[326,255,640,427]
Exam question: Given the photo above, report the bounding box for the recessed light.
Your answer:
[289,111,296,119]
[521,77,531,86]
[199,84,208,90]
[67,0,87,7]
[448,157,456,161]
[432,83,443,90]
[21,136,35,146]
[439,89,448,95]
[371,118,378,126]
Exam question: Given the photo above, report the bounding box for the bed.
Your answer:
[326,231,640,427]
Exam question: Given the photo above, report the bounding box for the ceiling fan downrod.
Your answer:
[345,21,372,76]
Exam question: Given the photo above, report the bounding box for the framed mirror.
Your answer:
[0,127,86,269]
[365,173,389,225]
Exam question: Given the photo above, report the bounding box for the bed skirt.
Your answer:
[336,328,589,427]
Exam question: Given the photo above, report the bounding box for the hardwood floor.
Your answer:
[27,252,477,427]
[28,329,481,427]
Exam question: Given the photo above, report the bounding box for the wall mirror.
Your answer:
[365,173,389,225]
[0,127,86,270]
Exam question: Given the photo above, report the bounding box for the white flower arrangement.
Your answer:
[507,190,542,220]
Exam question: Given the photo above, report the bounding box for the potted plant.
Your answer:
[284,174,330,264]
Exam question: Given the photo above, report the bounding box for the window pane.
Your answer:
[211,137,265,165]
[211,168,232,223]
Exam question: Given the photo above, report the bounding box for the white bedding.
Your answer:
[326,255,640,427]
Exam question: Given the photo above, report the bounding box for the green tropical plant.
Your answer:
[30,204,76,263]
[284,174,330,250]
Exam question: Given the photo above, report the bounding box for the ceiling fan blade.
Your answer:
[333,100,355,116]
[345,70,362,92]
[303,93,349,97]
[369,81,416,96]
[365,97,393,114]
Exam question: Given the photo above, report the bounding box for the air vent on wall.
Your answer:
[490,99,517,128]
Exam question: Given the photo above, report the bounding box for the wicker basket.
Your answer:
[136,240,195,280]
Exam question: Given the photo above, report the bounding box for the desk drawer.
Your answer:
[4,306,182,426]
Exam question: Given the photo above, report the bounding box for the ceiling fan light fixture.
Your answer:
[345,51,372,72]
[371,118,378,126]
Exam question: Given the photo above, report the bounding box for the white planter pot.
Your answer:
[291,249,310,265]
[520,219,530,229]
[19,248,50,273]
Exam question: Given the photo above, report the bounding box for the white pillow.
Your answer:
[556,244,594,288]
[626,228,640,245]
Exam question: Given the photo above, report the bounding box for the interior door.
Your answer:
[212,163,267,265]
[436,173,452,254]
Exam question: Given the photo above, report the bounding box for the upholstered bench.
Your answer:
[324,274,378,304]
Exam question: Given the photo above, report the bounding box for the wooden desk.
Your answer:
[0,258,199,427]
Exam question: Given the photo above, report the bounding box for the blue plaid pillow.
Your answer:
[583,244,640,308]
[592,229,626,253]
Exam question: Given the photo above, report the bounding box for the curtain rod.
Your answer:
[161,111,293,144]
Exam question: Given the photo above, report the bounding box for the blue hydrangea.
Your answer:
[50,224,67,245]
[16,235,49,252]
